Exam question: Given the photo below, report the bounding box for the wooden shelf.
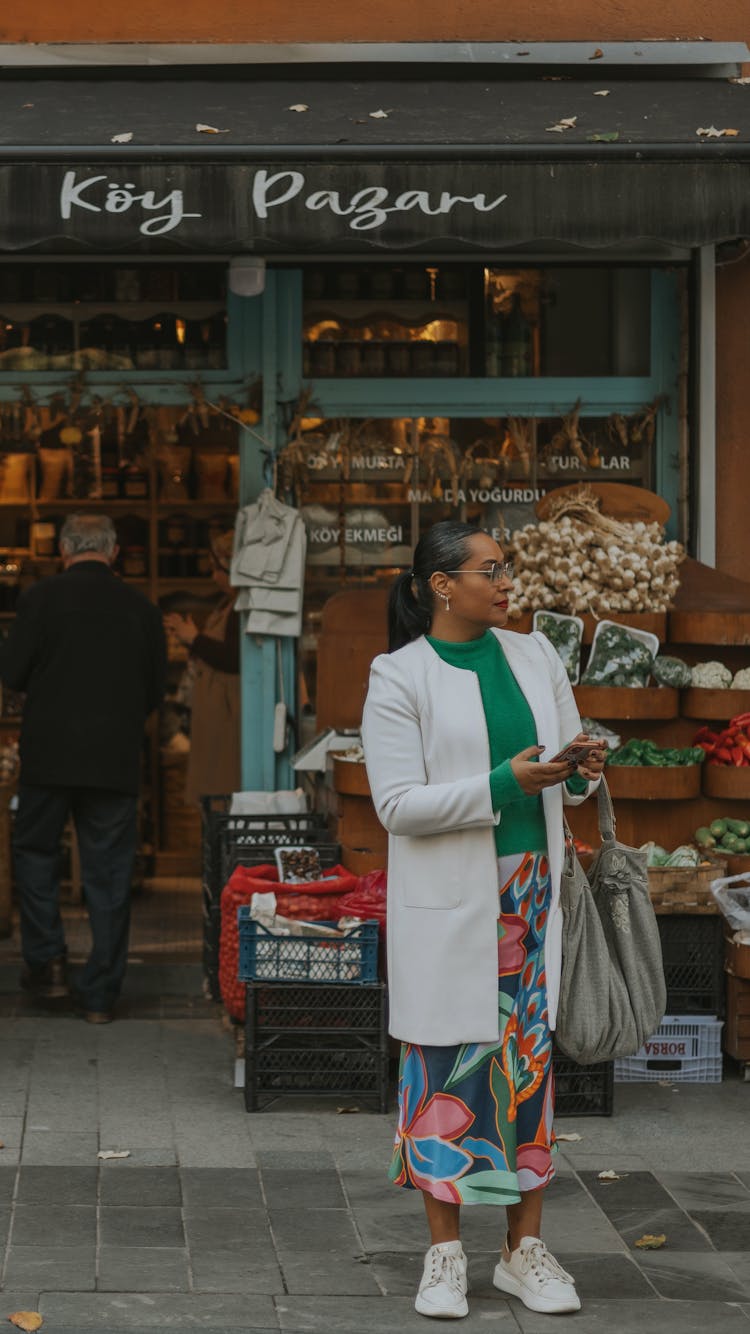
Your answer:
[573,685,679,720]
[703,765,750,800]
[605,764,702,799]
[682,687,750,720]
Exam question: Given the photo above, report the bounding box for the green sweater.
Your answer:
[427,631,586,857]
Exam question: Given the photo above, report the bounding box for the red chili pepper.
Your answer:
[716,746,734,764]
[732,745,745,766]
[739,736,750,760]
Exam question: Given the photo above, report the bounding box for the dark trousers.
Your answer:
[13,784,138,1011]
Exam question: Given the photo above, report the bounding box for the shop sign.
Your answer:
[302,504,412,566]
[0,158,747,252]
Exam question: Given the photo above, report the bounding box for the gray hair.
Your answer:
[59,514,117,558]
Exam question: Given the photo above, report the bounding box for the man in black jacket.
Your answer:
[0,514,166,1022]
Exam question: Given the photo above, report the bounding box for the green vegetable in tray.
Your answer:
[663,845,701,868]
[651,655,693,689]
[726,819,750,838]
[535,613,582,684]
[607,738,705,767]
[710,819,727,838]
[694,827,716,850]
[581,624,656,687]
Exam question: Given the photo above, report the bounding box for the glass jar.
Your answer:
[101,467,120,499]
[360,342,386,376]
[386,342,411,376]
[336,342,362,376]
[309,341,337,377]
[411,342,436,375]
[123,466,149,498]
[122,546,147,578]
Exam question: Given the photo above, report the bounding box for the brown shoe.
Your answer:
[81,1009,115,1024]
[20,956,70,1000]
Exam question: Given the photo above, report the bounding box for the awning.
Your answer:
[0,72,748,253]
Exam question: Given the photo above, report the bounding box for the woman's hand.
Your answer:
[163,612,199,647]
[576,741,608,782]
[510,746,577,796]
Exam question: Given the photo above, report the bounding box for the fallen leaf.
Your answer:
[21,103,33,109]
[516,50,530,56]
[287,103,309,112]
[730,76,750,85]
[111,132,133,144]
[598,1169,628,1181]
[97,1149,130,1160]
[587,131,620,142]
[336,1105,360,1114]
[590,48,604,60]
[195,123,230,135]
[0,1141,4,1150]
[8,1314,43,1332]
[555,1132,583,1142]
[369,109,391,119]
[594,89,610,96]
[696,125,739,138]
[634,1233,667,1250]
[546,116,578,133]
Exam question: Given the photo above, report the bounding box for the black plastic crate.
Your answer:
[248,981,385,1032]
[244,981,388,1112]
[239,914,378,985]
[202,902,222,1002]
[200,797,329,910]
[657,914,725,1016]
[553,1048,614,1117]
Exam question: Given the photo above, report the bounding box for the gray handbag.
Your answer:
[555,777,667,1065]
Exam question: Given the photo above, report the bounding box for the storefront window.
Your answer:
[0,262,228,372]
[301,263,651,379]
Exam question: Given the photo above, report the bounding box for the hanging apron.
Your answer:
[185,596,241,805]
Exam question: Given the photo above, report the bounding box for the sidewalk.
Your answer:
[1,962,750,1334]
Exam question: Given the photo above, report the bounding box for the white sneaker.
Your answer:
[493,1235,581,1314]
[415,1240,469,1319]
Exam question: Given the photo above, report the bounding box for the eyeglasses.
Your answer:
[445,561,515,584]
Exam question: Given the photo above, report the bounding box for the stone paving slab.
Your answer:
[36,1293,278,1327]
[512,1298,750,1332]
[273,1294,516,1331]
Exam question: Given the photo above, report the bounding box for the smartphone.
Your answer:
[550,739,601,768]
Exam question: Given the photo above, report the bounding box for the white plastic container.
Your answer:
[582,619,660,688]
[532,611,585,684]
[614,1015,723,1084]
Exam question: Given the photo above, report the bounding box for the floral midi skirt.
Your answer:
[389,851,556,1205]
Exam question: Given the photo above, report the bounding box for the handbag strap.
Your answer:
[596,776,617,844]
[563,775,616,849]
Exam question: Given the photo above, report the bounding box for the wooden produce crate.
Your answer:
[647,861,726,915]
[725,932,750,982]
[573,685,678,720]
[703,765,750,800]
[724,973,750,1067]
[332,757,371,796]
[681,687,750,720]
[606,764,702,800]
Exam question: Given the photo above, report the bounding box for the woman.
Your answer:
[361,520,606,1321]
[163,530,241,805]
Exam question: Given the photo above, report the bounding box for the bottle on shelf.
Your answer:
[500,294,533,377]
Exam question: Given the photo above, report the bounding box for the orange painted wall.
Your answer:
[0,0,748,44]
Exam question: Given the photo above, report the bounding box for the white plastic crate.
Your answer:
[614,1015,723,1084]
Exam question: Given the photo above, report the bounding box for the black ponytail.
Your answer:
[388,520,481,652]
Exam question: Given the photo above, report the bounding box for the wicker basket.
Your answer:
[647,861,726,915]
[606,764,702,800]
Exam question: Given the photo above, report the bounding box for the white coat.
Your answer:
[361,629,599,1046]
